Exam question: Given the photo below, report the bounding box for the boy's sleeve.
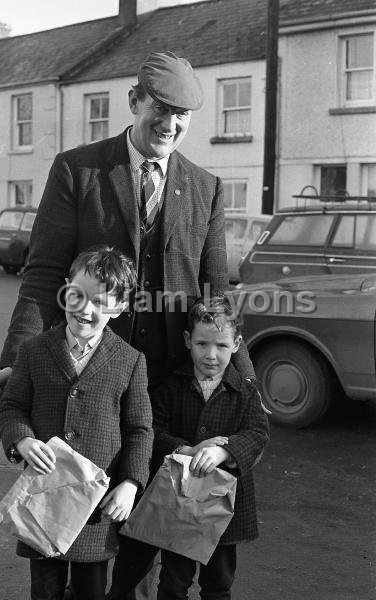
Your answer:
[225,381,270,476]
[0,342,35,462]
[151,381,190,465]
[118,352,153,492]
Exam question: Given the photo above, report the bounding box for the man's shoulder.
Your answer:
[174,151,218,183]
[58,129,128,167]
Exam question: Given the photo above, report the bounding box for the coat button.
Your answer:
[140,328,147,336]
[199,426,207,434]
[174,189,181,196]
[69,388,78,398]
[65,431,75,441]
[144,280,150,288]
[145,254,151,261]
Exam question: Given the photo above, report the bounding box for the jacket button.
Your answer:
[200,426,207,434]
[140,225,145,234]
[65,431,75,441]
[144,280,150,288]
[69,388,78,398]
[145,254,151,261]
[140,328,147,336]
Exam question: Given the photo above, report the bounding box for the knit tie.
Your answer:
[140,161,159,228]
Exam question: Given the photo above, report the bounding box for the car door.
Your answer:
[326,213,376,274]
[0,210,24,264]
[244,213,335,283]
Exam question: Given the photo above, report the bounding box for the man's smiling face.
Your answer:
[129,91,192,159]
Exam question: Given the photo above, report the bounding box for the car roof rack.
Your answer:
[292,185,376,206]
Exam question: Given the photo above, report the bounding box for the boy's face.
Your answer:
[65,269,123,344]
[183,321,241,380]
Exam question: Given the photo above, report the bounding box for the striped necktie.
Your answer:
[140,161,158,228]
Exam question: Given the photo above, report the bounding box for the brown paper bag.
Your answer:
[0,436,110,557]
[121,453,236,565]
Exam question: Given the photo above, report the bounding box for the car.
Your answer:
[0,206,37,274]
[225,212,270,282]
[238,187,376,285]
[232,271,376,428]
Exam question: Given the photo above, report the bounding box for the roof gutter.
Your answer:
[0,77,59,91]
[280,11,376,34]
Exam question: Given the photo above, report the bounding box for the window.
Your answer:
[320,166,347,196]
[85,93,109,143]
[21,212,36,231]
[219,78,251,136]
[268,215,335,246]
[341,33,375,105]
[361,164,376,196]
[0,211,23,230]
[331,215,376,252]
[223,181,247,212]
[9,181,33,206]
[12,93,32,148]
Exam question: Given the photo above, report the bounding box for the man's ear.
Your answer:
[183,330,192,350]
[232,335,242,354]
[128,89,138,115]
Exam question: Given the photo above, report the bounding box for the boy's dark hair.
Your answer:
[187,293,242,337]
[69,245,136,303]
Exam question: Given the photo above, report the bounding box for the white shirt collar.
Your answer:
[127,127,169,176]
[65,325,103,352]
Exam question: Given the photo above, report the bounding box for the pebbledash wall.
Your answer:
[277,18,376,209]
[61,59,267,216]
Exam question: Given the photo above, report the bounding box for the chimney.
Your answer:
[0,22,11,38]
[119,0,137,28]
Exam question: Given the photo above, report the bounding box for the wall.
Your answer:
[0,83,58,210]
[277,22,376,209]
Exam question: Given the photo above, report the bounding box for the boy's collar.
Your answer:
[174,360,243,392]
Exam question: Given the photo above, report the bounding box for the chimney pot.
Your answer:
[119,0,137,28]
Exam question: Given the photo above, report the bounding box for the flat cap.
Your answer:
[138,51,203,111]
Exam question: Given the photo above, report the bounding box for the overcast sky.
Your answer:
[1,1,119,36]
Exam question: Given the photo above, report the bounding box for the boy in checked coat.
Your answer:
[151,295,270,600]
[0,246,153,600]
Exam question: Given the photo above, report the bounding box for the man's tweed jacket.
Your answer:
[0,128,256,379]
[0,321,153,562]
[151,361,270,544]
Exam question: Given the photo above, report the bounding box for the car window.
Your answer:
[21,212,36,232]
[0,211,23,230]
[355,215,376,251]
[267,214,335,246]
[248,220,267,242]
[225,218,247,239]
[331,216,355,248]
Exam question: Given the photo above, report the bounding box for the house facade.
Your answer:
[277,0,376,208]
[0,0,375,216]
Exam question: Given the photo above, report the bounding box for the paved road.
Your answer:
[0,269,375,599]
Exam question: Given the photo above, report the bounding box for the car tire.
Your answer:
[253,339,332,428]
[3,265,19,275]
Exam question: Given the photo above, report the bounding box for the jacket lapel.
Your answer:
[107,129,140,263]
[46,323,77,382]
[160,152,188,249]
[77,327,122,382]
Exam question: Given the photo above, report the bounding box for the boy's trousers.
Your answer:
[30,558,108,600]
[158,544,237,600]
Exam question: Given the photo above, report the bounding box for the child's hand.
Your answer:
[100,479,138,522]
[190,446,231,478]
[194,436,228,452]
[16,437,56,474]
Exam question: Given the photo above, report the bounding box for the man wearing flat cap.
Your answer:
[0,51,254,599]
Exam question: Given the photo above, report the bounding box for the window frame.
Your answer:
[84,92,110,144]
[339,31,375,107]
[12,93,33,150]
[218,77,252,138]
[223,179,248,213]
[9,180,33,207]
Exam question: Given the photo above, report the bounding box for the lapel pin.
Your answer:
[174,189,181,196]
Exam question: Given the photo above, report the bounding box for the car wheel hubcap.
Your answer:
[267,362,307,410]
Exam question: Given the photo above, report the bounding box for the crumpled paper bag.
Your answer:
[0,436,110,557]
[121,453,237,565]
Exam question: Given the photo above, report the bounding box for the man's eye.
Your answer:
[177,111,189,118]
